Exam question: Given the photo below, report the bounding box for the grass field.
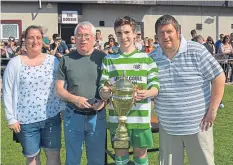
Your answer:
[1,85,233,165]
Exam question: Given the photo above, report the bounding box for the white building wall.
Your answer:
[83,4,233,42]
[1,2,58,38]
[1,2,232,42]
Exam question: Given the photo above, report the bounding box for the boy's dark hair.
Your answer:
[114,16,136,32]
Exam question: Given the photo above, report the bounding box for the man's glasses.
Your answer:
[75,34,92,40]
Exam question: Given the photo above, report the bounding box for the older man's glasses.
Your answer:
[75,34,92,40]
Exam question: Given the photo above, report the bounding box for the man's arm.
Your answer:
[56,80,77,104]
[63,42,70,55]
[209,72,225,111]
[56,80,92,109]
[200,72,225,131]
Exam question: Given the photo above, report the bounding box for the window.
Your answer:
[0,20,22,40]
[196,24,203,30]
[1,24,19,39]
[231,24,233,29]
[99,21,105,27]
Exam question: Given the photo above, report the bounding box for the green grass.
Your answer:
[1,85,233,165]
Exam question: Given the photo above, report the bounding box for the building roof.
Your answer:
[2,0,233,7]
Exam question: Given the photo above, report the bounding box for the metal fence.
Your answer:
[1,54,233,82]
[215,54,233,83]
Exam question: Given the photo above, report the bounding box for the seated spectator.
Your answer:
[104,37,119,54]
[50,34,69,59]
[67,36,76,51]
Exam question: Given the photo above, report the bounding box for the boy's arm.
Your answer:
[99,58,111,100]
[135,57,160,101]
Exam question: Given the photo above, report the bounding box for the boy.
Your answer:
[99,16,160,165]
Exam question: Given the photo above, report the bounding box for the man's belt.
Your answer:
[67,103,101,116]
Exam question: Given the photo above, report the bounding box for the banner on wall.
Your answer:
[62,11,78,24]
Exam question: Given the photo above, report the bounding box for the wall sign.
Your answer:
[62,11,78,24]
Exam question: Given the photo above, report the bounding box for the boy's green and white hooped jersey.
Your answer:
[100,49,160,129]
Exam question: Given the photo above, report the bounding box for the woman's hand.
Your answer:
[8,122,21,133]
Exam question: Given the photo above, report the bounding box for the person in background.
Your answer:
[1,41,9,58]
[104,34,119,48]
[41,27,50,53]
[67,36,76,51]
[230,33,233,48]
[153,34,159,48]
[215,34,224,54]
[193,35,213,55]
[56,21,106,165]
[99,16,160,165]
[145,38,155,54]
[104,37,119,54]
[94,29,104,50]
[50,34,69,59]
[15,37,27,56]
[135,31,144,51]
[150,14,225,165]
[190,29,197,41]
[206,36,215,55]
[219,35,233,55]
[6,36,17,58]
[3,25,62,165]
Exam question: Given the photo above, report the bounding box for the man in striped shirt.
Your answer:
[150,15,225,165]
[99,16,160,165]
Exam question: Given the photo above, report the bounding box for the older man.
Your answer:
[150,15,225,165]
[56,21,106,165]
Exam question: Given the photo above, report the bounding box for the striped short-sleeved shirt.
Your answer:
[150,36,223,135]
[100,49,160,129]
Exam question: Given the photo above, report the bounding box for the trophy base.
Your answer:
[113,140,130,149]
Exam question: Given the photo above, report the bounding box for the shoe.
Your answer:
[219,103,224,109]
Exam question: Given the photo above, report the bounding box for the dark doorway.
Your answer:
[59,24,76,44]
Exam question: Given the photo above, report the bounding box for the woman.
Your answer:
[219,35,233,55]
[3,25,62,165]
[206,36,215,55]
[104,37,119,54]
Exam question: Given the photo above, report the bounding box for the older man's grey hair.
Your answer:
[74,21,96,35]
[155,15,180,34]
